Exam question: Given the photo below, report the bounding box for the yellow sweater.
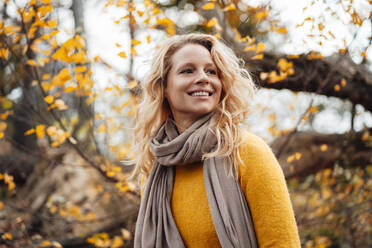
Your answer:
[170,132,301,247]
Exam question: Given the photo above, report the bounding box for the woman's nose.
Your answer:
[195,70,209,84]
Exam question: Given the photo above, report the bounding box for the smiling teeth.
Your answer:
[191,91,209,96]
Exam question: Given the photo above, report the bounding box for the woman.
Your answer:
[132,33,301,248]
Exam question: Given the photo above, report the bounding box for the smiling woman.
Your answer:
[132,33,301,248]
[165,43,222,132]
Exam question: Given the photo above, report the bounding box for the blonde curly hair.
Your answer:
[132,33,256,179]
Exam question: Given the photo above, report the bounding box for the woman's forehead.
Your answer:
[170,43,215,68]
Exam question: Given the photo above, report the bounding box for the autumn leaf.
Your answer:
[0,122,6,132]
[206,17,218,28]
[318,23,325,31]
[97,123,106,133]
[118,51,126,58]
[44,95,54,104]
[256,42,265,53]
[36,125,45,139]
[131,39,141,46]
[223,3,236,11]
[255,10,269,21]
[202,3,215,10]
[270,26,287,34]
[340,78,347,87]
[25,128,35,135]
[320,144,328,151]
[251,54,264,60]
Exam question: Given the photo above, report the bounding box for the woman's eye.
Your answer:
[180,68,193,74]
[207,69,217,75]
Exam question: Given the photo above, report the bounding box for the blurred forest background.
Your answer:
[0,0,371,247]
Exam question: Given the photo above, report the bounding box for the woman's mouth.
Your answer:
[188,91,213,96]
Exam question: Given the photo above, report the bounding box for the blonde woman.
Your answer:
[133,33,300,248]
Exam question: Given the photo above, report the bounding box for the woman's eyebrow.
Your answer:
[176,62,216,70]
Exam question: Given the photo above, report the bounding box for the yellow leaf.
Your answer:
[251,54,264,60]
[128,80,137,88]
[361,51,366,59]
[295,152,302,160]
[36,125,45,139]
[270,26,287,34]
[97,123,106,133]
[334,84,340,91]
[339,48,346,55]
[112,236,124,248]
[2,98,12,110]
[318,23,325,31]
[1,233,12,240]
[44,95,54,104]
[118,51,126,58]
[320,144,328,151]
[75,66,87,73]
[146,35,151,44]
[40,0,51,3]
[206,17,218,28]
[41,240,51,247]
[287,155,295,163]
[202,3,215,10]
[25,128,35,135]
[26,59,37,66]
[131,47,137,55]
[51,141,59,147]
[351,11,362,26]
[37,5,53,18]
[255,10,269,21]
[340,78,346,87]
[0,201,3,210]
[0,48,9,59]
[47,19,57,28]
[0,132,3,139]
[256,42,265,53]
[131,39,141,46]
[64,86,76,93]
[0,122,6,132]
[115,43,121,47]
[223,3,236,11]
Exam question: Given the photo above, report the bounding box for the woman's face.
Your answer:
[165,43,222,126]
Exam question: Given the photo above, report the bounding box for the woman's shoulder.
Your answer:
[237,130,284,180]
[238,131,274,161]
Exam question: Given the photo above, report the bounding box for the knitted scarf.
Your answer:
[134,113,258,248]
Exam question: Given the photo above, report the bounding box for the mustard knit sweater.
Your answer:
[143,132,301,247]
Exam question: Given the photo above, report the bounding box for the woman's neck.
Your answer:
[170,118,193,133]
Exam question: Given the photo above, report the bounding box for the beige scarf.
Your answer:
[134,113,258,248]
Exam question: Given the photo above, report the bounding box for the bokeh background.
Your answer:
[0,0,371,247]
